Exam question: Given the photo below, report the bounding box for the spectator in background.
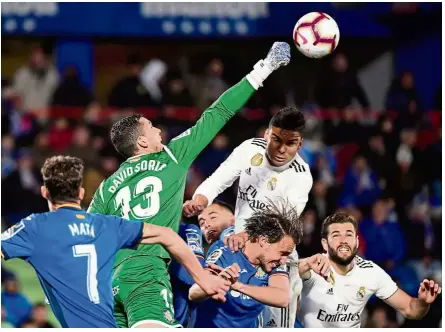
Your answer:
[47,118,73,152]
[140,58,168,104]
[339,154,381,211]
[310,152,337,187]
[198,58,229,109]
[1,276,33,327]
[359,199,406,269]
[315,53,369,109]
[8,95,39,148]
[306,180,337,221]
[386,71,422,127]
[51,65,94,108]
[297,209,322,259]
[196,133,230,177]
[64,125,97,169]
[359,129,395,187]
[31,132,54,169]
[108,54,157,109]
[12,45,59,111]
[30,303,54,328]
[162,71,194,107]
[2,148,47,225]
[1,134,16,178]
[21,320,40,328]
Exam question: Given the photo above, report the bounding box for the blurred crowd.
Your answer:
[1,45,442,328]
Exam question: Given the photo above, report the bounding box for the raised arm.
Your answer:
[139,224,230,298]
[168,42,291,167]
[230,271,290,308]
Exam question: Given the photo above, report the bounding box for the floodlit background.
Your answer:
[1,2,442,328]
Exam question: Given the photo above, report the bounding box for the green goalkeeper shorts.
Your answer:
[112,255,180,328]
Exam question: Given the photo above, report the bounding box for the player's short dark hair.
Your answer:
[244,199,303,245]
[41,156,84,204]
[321,213,358,239]
[212,199,235,215]
[269,107,305,133]
[110,114,143,158]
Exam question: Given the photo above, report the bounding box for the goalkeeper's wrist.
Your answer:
[246,59,273,90]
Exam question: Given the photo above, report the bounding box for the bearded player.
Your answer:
[183,107,313,328]
[298,213,441,328]
[87,42,291,328]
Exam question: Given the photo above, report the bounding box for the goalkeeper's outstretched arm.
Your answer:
[168,42,291,167]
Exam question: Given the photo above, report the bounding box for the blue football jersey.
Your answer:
[207,225,235,254]
[170,222,205,327]
[195,240,289,328]
[1,206,143,328]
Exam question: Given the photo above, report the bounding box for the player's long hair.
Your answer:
[244,198,303,245]
[41,156,84,204]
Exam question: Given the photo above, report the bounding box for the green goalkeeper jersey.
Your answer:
[88,78,255,265]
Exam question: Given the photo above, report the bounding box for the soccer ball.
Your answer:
[293,12,340,58]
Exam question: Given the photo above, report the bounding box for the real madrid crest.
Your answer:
[357,286,366,299]
[251,153,263,167]
[267,177,278,191]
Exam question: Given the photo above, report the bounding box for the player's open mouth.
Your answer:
[338,246,350,253]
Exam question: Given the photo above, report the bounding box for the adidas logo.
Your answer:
[245,167,251,175]
[265,319,277,328]
[326,288,334,295]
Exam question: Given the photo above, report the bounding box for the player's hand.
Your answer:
[182,195,208,217]
[224,231,248,252]
[264,42,291,71]
[198,270,231,300]
[308,254,331,280]
[418,279,441,304]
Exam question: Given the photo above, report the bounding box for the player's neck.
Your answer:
[132,145,164,158]
[329,259,354,276]
[50,202,82,211]
[242,241,261,267]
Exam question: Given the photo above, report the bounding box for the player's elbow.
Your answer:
[273,293,290,308]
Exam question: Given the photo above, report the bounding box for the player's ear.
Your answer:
[79,187,85,201]
[41,186,48,200]
[298,137,304,150]
[321,238,328,252]
[264,128,270,140]
[137,136,148,149]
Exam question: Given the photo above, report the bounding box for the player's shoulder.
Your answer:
[353,256,386,278]
[179,222,201,235]
[287,154,312,179]
[206,241,232,264]
[240,137,267,152]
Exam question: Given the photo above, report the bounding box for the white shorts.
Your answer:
[260,250,302,328]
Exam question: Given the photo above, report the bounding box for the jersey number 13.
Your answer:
[114,176,163,220]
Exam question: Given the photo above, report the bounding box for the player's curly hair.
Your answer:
[269,107,305,132]
[320,213,358,239]
[110,114,143,158]
[244,198,303,245]
[41,156,84,204]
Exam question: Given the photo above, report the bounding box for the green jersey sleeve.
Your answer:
[168,77,255,167]
[87,181,107,214]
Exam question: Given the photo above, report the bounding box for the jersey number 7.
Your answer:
[73,244,100,304]
[115,176,163,220]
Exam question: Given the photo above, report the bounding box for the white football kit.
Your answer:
[194,137,313,328]
[298,256,399,328]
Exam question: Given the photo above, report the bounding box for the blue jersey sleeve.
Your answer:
[219,226,235,242]
[109,216,143,250]
[269,264,289,277]
[1,215,38,261]
[205,243,230,269]
[181,223,205,257]
[171,223,205,286]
